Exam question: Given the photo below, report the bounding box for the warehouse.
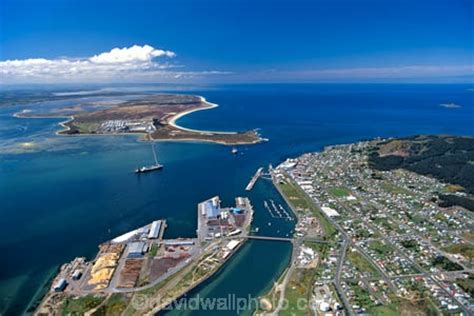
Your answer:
[164,239,195,246]
[128,242,146,258]
[53,278,68,292]
[204,201,221,219]
[148,220,162,239]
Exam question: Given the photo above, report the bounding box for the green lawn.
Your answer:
[456,274,474,296]
[280,268,315,316]
[443,243,474,260]
[348,281,375,308]
[348,249,380,277]
[381,181,412,195]
[278,180,337,238]
[329,187,351,198]
[61,295,105,316]
[368,304,400,316]
[368,240,394,255]
[149,243,158,258]
[92,294,128,316]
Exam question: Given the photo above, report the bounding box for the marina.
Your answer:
[263,199,293,220]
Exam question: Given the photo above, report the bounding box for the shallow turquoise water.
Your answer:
[0,84,472,315]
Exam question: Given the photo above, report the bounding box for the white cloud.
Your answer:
[89,45,175,64]
[0,44,222,83]
[439,103,462,109]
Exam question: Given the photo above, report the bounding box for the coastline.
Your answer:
[13,95,265,145]
[167,96,237,135]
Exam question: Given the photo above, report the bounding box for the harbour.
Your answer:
[1,84,473,315]
[36,196,255,314]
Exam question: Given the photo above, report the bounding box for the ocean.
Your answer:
[0,84,472,315]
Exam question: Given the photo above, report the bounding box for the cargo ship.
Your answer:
[135,143,163,174]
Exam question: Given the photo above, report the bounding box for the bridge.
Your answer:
[228,235,330,243]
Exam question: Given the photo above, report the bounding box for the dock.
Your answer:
[245,167,264,191]
[264,199,294,221]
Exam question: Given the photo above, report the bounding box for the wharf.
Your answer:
[245,167,264,191]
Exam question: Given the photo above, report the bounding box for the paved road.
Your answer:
[268,239,300,316]
[333,238,354,316]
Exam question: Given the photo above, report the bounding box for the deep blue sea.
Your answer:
[0,84,472,315]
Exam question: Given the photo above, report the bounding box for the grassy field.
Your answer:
[347,249,380,277]
[60,294,105,315]
[280,268,315,316]
[368,240,394,255]
[329,187,351,198]
[443,184,465,193]
[92,294,129,316]
[462,232,474,242]
[278,180,337,238]
[443,243,474,260]
[456,274,474,296]
[149,243,158,258]
[368,304,400,316]
[348,281,375,309]
[381,181,412,196]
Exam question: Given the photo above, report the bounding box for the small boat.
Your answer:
[231,147,238,154]
[135,142,163,174]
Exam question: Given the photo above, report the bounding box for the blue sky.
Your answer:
[0,0,472,83]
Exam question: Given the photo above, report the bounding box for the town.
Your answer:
[262,140,473,315]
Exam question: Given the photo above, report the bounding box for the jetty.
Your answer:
[264,199,293,220]
[245,167,264,191]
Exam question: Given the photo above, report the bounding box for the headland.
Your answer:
[15,94,264,145]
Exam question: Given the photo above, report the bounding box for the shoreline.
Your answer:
[167,96,237,135]
[13,95,265,145]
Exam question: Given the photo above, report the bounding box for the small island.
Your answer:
[17,94,264,145]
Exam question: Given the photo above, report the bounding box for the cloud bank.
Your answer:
[1,45,472,84]
[243,65,474,82]
[0,44,221,83]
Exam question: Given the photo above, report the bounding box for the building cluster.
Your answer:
[294,216,323,238]
[98,120,156,133]
[311,283,343,315]
[276,140,473,314]
[198,196,252,240]
[297,245,318,268]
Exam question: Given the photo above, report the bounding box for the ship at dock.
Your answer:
[135,142,163,174]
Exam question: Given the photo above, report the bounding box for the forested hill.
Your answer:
[368,135,474,211]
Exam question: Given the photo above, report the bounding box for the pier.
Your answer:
[245,167,264,191]
[263,199,294,220]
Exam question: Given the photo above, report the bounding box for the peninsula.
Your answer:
[16,94,263,145]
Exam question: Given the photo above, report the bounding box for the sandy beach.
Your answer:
[167,96,237,135]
